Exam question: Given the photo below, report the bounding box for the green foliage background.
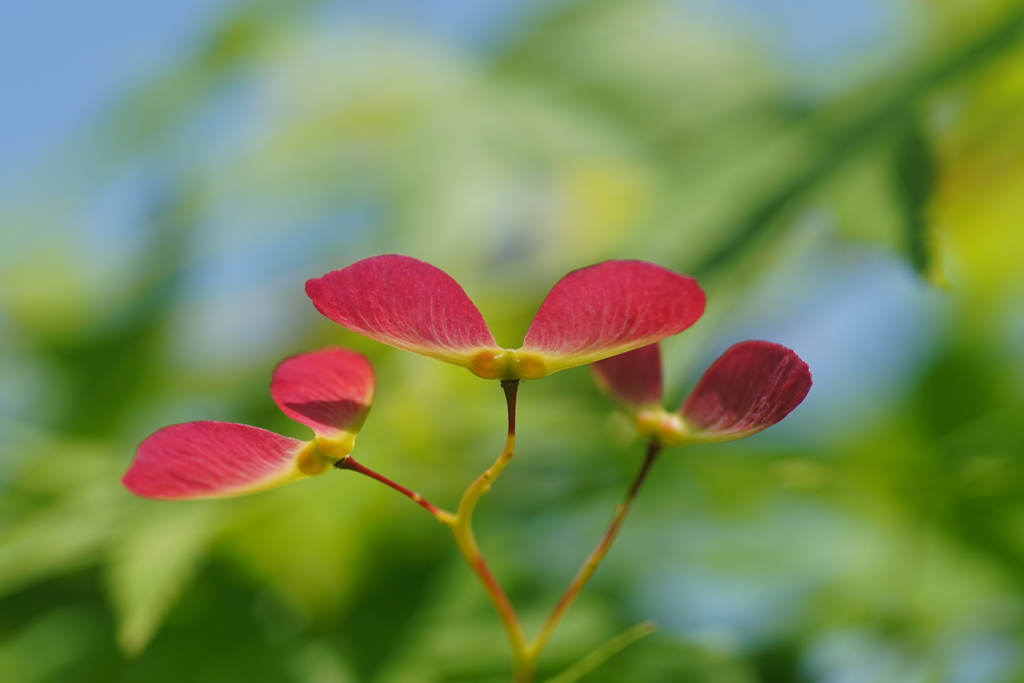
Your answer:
[2,1,1024,681]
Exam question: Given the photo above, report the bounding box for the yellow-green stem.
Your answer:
[448,380,533,682]
[528,441,662,661]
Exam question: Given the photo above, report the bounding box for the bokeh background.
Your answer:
[2,0,1024,681]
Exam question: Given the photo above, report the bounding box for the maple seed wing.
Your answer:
[521,261,705,376]
[271,347,375,440]
[122,422,309,500]
[591,343,663,413]
[680,341,811,439]
[305,255,501,369]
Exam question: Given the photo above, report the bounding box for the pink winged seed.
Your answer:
[271,347,375,439]
[680,341,811,436]
[305,255,499,367]
[590,343,663,410]
[522,261,705,371]
[122,422,306,500]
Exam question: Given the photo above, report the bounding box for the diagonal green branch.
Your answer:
[543,621,658,683]
[693,2,1024,280]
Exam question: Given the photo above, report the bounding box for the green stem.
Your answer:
[528,441,662,662]
[448,380,533,682]
[543,621,657,683]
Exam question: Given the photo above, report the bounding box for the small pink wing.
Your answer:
[306,255,500,369]
[521,261,705,375]
[680,341,811,439]
[591,343,663,413]
[123,422,307,500]
[271,347,375,439]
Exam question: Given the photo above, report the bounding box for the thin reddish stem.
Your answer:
[529,440,662,659]
[335,456,455,525]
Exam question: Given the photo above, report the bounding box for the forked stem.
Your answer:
[336,388,660,682]
[528,440,662,661]
[335,381,531,680]
[448,379,532,682]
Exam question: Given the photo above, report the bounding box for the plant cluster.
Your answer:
[123,255,811,682]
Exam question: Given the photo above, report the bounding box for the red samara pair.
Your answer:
[123,255,811,499]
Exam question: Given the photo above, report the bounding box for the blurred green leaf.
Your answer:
[828,148,907,252]
[0,607,100,683]
[106,502,226,655]
[0,441,122,599]
[891,117,940,282]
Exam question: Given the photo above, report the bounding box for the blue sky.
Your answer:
[0,0,238,185]
[0,0,901,187]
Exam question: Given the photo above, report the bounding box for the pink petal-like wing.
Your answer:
[271,347,375,440]
[521,261,705,375]
[123,422,309,500]
[591,343,663,413]
[305,255,500,370]
[680,341,811,439]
